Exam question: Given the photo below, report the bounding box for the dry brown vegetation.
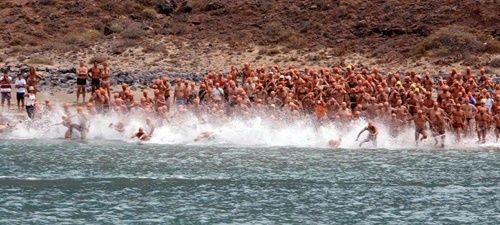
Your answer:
[63,29,103,48]
[26,56,54,65]
[0,0,498,65]
[89,55,108,64]
[415,25,500,61]
[111,39,138,55]
[490,57,500,68]
[121,23,146,39]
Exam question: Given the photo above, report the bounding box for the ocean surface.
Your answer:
[0,140,499,224]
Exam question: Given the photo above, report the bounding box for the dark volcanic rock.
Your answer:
[5,64,205,91]
[156,0,176,16]
[65,73,76,80]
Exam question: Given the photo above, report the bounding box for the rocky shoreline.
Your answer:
[1,64,203,94]
[2,63,499,95]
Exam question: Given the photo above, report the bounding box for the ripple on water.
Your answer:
[0,140,499,224]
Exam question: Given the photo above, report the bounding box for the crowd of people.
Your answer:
[0,62,499,146]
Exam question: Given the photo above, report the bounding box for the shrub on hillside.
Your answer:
[121,23,145,39]
[262,22,306,48]
[89,55,108,64]
[142,41,166,53]
[26,56,53,65]
[63,29,102,47]
[141,7,158,20]
[170,22,188,35]
[490,57,500,68]
[111,39,138,55]
[415,25,500,59]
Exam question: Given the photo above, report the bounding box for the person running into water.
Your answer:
[71,107,89,139]
[475,108,491,143]
[25,86,36,119]
[430,111,448,148]
[495,106,500,142]
[76,61,88,104]
[408,110,429,146]
[356,121,378,147]
[61,115,75,139]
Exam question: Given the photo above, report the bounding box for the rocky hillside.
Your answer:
[0,0,499,70]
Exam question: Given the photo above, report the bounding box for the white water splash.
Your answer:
[2,106,499,150]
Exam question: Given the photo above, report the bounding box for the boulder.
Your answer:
[206,2,224,11]
[20,65,29,73]
[65,73,76,80]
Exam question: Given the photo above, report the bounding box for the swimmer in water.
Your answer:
[108,122,125,133]
[194,131,215,142]
[328,136,342,148]
[356,122,378,147]
[131,127,150,141]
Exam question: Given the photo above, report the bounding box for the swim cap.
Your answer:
[481,98,486,103]
[415,88,420,93]
[396,81,402,85]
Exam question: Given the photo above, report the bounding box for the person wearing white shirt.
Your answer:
[25,86,36,119]
[14,73,27,111]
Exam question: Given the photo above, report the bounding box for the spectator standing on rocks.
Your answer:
[0,71,12,111]
[101,62,111,98]
[26,67,43,96]
[89,62,102,94]
[76,61,88,104]
[14,73,26,111]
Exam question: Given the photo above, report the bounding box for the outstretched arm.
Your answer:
[356,127,367,141]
